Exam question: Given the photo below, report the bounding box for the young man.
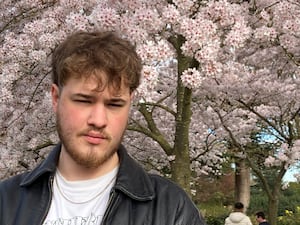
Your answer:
[255,211,271,225]
[0,31,206,225]
[225,202,253,225]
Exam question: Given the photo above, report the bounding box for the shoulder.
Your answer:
[148,173,183,192]
[148,174,204,223]
[0,173,29,209]
[147,173,192,203]
[242,215,252,224]
[225,216,230,223]
[225,215,235,225]
[118,147,192,202]
[0,172,32,201]
[0,172,28,191]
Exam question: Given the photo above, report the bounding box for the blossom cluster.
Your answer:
[181,68,203,89]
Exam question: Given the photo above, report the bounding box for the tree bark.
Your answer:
[170,149,192,194]
[167,35,197,194]
[235,159,251,211]
[171,86,193,194]
[268,196,279,225]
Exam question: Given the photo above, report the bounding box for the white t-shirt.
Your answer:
[43,167,118,225]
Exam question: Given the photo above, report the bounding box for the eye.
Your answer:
[74,99,92,104]
[108,103,123,107]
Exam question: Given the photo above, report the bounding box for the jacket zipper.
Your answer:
[101,190,117,225]
[39,175,54,225]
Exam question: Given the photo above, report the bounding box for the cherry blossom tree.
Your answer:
[1,1,300,223]
[0,0,227,191]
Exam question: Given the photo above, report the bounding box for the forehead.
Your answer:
[64,73,130,96]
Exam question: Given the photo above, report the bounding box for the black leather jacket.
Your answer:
[0,144,206,225]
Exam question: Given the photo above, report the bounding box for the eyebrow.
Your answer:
[71,93,128,103]
[71,93,94,99]
[109,98,127,103]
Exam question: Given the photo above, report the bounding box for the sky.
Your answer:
[283,167,298,182]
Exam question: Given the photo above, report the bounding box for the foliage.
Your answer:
[248,190,268,214]
[276,182,300,217]
[248,181,300,216]
[277,207,300,225]
[194,173,235,205]
[205,215,227,225]
[200,202,229,225]
[249,181,300,225]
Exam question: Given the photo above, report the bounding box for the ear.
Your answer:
[51,84,60,113]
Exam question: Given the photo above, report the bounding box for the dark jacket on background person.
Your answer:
[0,144,205,225]
[258,222,270,225]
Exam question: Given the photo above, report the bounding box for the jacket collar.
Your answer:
[20,144,60,186]
[20,144,155,201]
[114,145,155,201]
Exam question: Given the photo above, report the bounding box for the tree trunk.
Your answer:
[167,36,196,194]
[235,159,251,211]
[266,178,281,225]
[170,148,192,194]
[268,196,279,225]
[171,86,193,194]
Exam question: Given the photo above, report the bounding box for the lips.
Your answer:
[83,132,108,145]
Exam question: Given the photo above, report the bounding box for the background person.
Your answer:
[225,202,253,225]
[255,211,271,225]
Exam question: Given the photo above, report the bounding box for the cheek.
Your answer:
[109,114,129,133]
[58,104,87,128]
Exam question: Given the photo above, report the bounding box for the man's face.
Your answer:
[51,73,132,169]
[256,216,262,223]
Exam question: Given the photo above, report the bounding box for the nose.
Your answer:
[87,104,108,129]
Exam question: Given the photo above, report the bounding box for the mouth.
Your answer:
[83,132,108,145]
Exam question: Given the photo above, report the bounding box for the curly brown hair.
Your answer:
[51,31,142,93]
